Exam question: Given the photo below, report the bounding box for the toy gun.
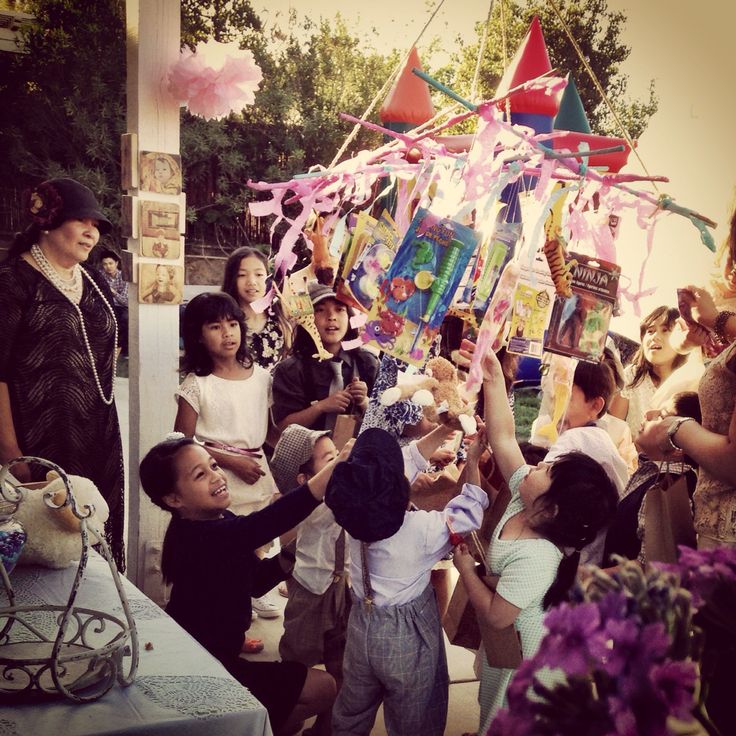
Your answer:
[422,238,464,323]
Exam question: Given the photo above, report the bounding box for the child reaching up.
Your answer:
[139,435,350,736]
[453,345,618,732]
[325,426,490,736]
[175,292,281,637]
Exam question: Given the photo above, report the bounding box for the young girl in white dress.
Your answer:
[175,292,277,517]
[174,292,280,647]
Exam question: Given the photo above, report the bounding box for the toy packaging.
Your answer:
[506,261,555,359]
[361,207,479,367]
[341,210,401,312]
[471,220,519,315]
[543,252,620,363]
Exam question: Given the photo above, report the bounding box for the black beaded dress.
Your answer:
[0,256,125,569]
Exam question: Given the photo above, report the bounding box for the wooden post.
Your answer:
[124,0,181,603]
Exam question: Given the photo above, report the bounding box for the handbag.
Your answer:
[643,467,696,564]
[442,522,523,669]
[332,413,359,450]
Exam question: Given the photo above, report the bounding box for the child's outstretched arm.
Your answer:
[459,341,523,483]
[306,438,355,501]
[415,422,456,463]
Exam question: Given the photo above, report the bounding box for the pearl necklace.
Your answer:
[31,243,83,302]
[30,244,117,406]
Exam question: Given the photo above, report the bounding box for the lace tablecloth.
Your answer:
[0,553,272,736]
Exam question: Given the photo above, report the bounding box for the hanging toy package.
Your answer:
[360,207,479,367]
[543,252,620,363]
[506,257,556,359]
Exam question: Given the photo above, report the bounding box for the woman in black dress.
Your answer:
[0,178,126,569]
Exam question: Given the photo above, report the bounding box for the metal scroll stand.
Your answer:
[0,456,139,702]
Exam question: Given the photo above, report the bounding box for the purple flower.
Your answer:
[648,660,697,722]
[607,696,638,736]
[536,602,608,675]
[505,658,539,706]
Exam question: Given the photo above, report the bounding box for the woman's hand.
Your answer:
[230,455,267,484]
[319,389,353,414]
[683,285,719,330]
[635,415,683,460]
[670,316,709,353]
[429,447,455,467]
[452,542,477,576]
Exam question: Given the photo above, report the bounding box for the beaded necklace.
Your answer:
[30,244,117,406]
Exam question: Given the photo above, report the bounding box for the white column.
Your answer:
[124,0,181,603]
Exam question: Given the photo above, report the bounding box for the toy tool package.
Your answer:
[361,208,479,367]
[543,252,620,363]
[507,262,556,359]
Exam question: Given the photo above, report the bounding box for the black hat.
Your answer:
[325,428,410,543]
[25,178,112,234]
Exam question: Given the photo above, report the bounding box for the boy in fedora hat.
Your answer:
[271,424,347,736]
[325,426,489,735]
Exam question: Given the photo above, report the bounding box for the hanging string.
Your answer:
[469,0,496,103]
[328,0,448,169]
[545,0,658,193]
[499,0,511,122]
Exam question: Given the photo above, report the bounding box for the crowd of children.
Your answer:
[131,251,723,736]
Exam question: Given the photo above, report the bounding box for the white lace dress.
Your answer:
[176,367,276,516]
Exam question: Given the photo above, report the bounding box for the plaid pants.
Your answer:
[332,584,449,736]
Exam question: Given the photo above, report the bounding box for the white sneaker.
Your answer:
[251,594,281,619]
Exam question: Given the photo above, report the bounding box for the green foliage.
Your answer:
[0,0,655,251]
[0,0,126,229]
[514,388,542,442]
[435,0,657,139]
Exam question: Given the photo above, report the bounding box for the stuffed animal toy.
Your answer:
[423,356,477,435]
[380,356,477,435]
[14,472,109,569]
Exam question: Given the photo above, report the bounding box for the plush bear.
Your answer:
[380,356,477,435]
[14,472,109,569]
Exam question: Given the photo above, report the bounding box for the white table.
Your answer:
[0,553,273,736]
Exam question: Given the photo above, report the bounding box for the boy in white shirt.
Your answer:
[325,426,489,736]
[272,422,456,736]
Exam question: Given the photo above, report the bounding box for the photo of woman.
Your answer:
[138,263,183,304]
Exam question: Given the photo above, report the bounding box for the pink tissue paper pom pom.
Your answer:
[168,39,263,120]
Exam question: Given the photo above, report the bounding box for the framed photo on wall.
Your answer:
[139,150,182,195]
[138,263,184,305]
[139,200,181,259]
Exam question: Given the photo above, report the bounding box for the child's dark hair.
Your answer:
[573,360,616,418]
[291,297,359,358]
[98,248,121,265]
[628,306,687,389]
[530,452,618,609]
[139,436,196,512]
[139,436,198,582]
[181,292,252,375]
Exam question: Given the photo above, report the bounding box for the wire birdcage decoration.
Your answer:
[0,457,139,702]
